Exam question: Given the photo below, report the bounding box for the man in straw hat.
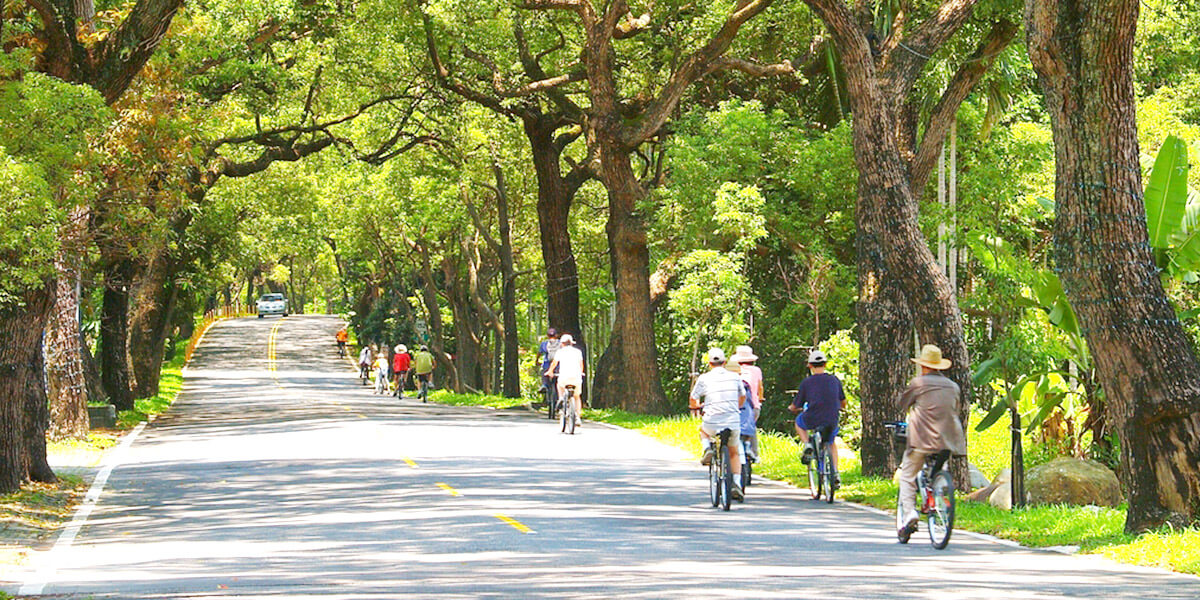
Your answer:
[896,344,967,539]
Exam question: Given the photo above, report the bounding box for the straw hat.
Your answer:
[731,345,758,363]
[912,344,952,370]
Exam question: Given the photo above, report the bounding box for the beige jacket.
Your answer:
[899,373,967,456]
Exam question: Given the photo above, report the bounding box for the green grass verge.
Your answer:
[427,390,528,410]
[432,391,1199,576]
[117,346,186,428]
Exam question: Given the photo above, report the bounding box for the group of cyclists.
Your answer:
[341,320,965,543]
[689,340,966,542]
[338,326,436,400]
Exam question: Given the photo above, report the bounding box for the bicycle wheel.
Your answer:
[709,452,720,507]
[822,444,836,504]
[720,447,732,511]
[927,470,955,549]
[546,386,556,420]
[741,441,752,489]
[806,448,820,500]
[564,392,576,435]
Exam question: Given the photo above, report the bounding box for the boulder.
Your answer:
[966,468,1009,503]
[1026,458,1122,507]
[968,463,990,490]
[989,480,1013,510]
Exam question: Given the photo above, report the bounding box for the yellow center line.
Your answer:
[494,514,534,534]
[435,483,460,496]
[404,458,419,469]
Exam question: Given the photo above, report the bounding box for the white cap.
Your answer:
[807,350,827,364]
[708,348,727,364]
[560,333,574,345]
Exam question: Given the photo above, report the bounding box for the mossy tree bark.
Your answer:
[1027,0,1200,531]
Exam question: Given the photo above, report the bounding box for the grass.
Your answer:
[0,474,88,568]
[116,347,186,428]
[429,391,1200,576]
[428,390,528,409]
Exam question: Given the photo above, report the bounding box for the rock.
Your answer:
[989,481,1013,510]
[1026,457,1122,507]
[968,463,990,490]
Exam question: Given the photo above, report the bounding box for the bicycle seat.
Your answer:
[565,384,576,390]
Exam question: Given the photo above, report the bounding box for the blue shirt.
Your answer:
[738,381,756,435]
[792,372,845,429]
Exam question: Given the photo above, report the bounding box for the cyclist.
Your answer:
[543,333,584,429]
[536,328,562,409]
[689,348,745,501]
[789,350,845,482]
[336,327,349,357]
[412,344,436,399]
[357,344,374,385]
[373,347,390,395]
[897,344,966,539]
[730,347,762,460]
[392,344,411,397]
[727,358,757,464]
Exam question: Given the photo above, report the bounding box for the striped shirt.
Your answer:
[689,367,744,420]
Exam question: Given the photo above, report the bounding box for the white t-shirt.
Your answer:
[690,367,744,421]
[554,345,584,384]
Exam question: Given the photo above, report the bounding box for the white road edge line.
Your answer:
[18,420,149,596]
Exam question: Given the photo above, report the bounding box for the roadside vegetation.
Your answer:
[428,391,1199,575]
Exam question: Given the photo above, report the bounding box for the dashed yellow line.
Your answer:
[436,483,460,497]
[403,458,419,469]
[268,318,286,378]
[494,514,534,534]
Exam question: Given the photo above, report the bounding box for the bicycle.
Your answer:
[740,434,755,491]
[804,426,837,504]
[337,341,347,359]
[542,376,559,421]
[558,384,578,435]
[393,370,408,398]
[417,373,431,403]
[708,429,735,511]
[885,421,955,549]
[359,363,370,386]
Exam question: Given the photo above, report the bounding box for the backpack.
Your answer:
[544,338,562,362]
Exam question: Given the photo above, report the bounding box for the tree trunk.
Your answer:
[1010,405,1026,508]
[45,206,91,439]
[491,144,522,399]
[525,116,584,342]
[590,128,668,414]
[856,240,912,477]
[129,254,177,398]
[0,285,56,493]
[1027,0,1200,531]
[101,259,135,411]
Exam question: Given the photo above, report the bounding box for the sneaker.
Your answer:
[801,447,814,465]
[730,483,745,501]
[897,516,919,543]
[574,418,582,428]
[700,447,715,466]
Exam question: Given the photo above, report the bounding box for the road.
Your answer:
[7,314,1200,599]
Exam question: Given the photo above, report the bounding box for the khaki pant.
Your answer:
[897,448,930,529]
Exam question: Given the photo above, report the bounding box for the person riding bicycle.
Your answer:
[373,348,390,395]
[392,344,411,397]
[897,344,967,539]
[690,348,745,501]
[536,328,562,409]
[358,344,374,385]
[727,358,758,464]
[412,344,435,396]
[336,327,349,357]
[543,333,584,429]
[789,350,845,482]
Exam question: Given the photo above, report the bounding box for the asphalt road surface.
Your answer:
[8,315,1200,599]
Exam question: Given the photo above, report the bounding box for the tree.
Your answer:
[1026,0,1200,531]
[796,0,1017,481]
[520,0,792,413]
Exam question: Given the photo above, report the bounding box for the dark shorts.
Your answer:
[795,414,839,438]
[416,372,431,383]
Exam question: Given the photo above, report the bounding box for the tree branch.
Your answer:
[623,0,777,147]
[879,0,981,92]
[89,0,186,103]
[908,19,1016,195]
[711,56,795,77]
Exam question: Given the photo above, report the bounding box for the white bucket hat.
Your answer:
[395,345,406,353]
[560,333,574,345]
[707,347,727,364]
[731,345,758,363]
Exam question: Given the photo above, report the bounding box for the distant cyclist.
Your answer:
[536,328,562,409]
[789,350,845,482]
[336,327,349,357]
[373,348,390,395]
[413,344,436,399]
[897,344,966,539]
[690,348,745,501]
[392,344,411,397]
[544,333,584,429]
[358,344,374,385]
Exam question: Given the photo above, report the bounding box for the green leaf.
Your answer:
[972,357,1002,386]
[976,399,1011,432]
[1144,135,1189,249]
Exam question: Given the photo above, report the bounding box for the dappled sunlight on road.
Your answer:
[9,315,1200,599]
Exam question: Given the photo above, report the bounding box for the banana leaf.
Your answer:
[1144,135,1189,249]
